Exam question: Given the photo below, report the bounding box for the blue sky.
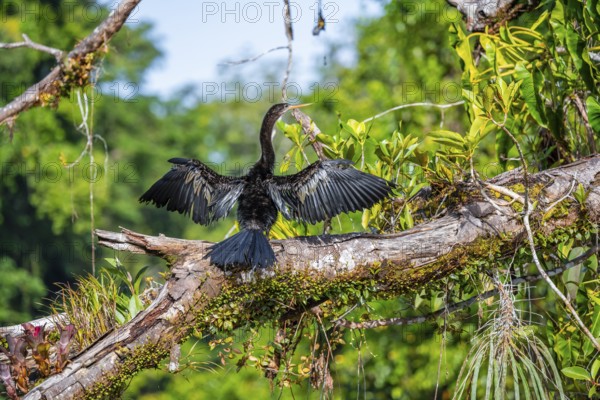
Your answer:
[131,1,384,98]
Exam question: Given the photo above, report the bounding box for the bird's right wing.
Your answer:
[139,158,244,225]
[268,159,394,224]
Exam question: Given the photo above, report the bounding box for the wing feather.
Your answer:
[268,159,394,224]
[140,158,244,225]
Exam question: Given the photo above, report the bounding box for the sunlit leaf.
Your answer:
[561,366,591,381]
[586,96,600,134]
[428,130,465,150]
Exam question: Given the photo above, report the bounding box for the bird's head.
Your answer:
[265,102,312,121]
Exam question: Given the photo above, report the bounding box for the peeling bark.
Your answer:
[446,0,531,31]
[7,155,600,399]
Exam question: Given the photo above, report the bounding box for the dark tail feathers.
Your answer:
[206,229,275,269]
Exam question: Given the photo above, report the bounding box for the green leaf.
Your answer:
[280,153,291,173]
[315,133,335,147]
[586,254,598,273]
[586,97,600,134]
[591,359,600,379]
[561,366,591,381]
[133,265,149,295]
[583,304,600,357]
[573,183,588,205]
[378,140,390,157]
[128,295,142,320]
[346,119,366,137]
[564,23,595,91]
[361,209,370,230]
[294,149,304,171]
[428,130,465,150]
[402,206,414,229]
[563,246,584,300]
[514,63,546,127]
[530,10,549,30]
[467,116,490,144]
[554,336,573,365]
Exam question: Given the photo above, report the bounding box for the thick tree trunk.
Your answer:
[15,155,600,399]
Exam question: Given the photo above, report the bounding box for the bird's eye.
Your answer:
[477,8,487,18]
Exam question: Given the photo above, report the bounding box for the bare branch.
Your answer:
[362,101,465,124]
[281,0,294,100]
[219,46,289,66]
[484,182,525,204]
[543,173,578,213]
[571,94,597,154]
[0,0,141,127]
[0,34,64,61]
[291,109,326,161]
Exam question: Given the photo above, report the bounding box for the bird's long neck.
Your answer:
[257,113,278,172]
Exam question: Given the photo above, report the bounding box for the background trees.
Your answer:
[1,0,600,398]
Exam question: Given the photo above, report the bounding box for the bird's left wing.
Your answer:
[268,159,394,224]
[140,158,244,225]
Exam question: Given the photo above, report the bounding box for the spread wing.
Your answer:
[268,159,394,224]
[139,158,244,225]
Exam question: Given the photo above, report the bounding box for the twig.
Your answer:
[64,88,101,274]
[219,45,289,66]
[0,34,64,61]
[0,0,141,127]
[484,182,526,205]
[470,157,513,216]
[335,245,599,330]
[434,282,449,400]
[571,94,597,154]
[543,173,578,213]
[281,0,294,101]
[362,101,465,124]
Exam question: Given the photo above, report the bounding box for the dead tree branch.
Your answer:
[0,34,64,61]
[0,0,141,127]
[291,109,326,161]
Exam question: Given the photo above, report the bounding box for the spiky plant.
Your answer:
[50,261,159,349]
[454,278,566,400]
[51,272,119,349]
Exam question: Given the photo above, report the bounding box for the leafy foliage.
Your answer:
[450,0,600,167]
[0,323,75,398]
[50,259,157,349]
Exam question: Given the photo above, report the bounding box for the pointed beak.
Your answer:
[288,103,313,110]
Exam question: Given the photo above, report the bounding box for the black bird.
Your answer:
[140,103,395,269]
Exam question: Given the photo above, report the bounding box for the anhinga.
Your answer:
[140,103,394,269]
